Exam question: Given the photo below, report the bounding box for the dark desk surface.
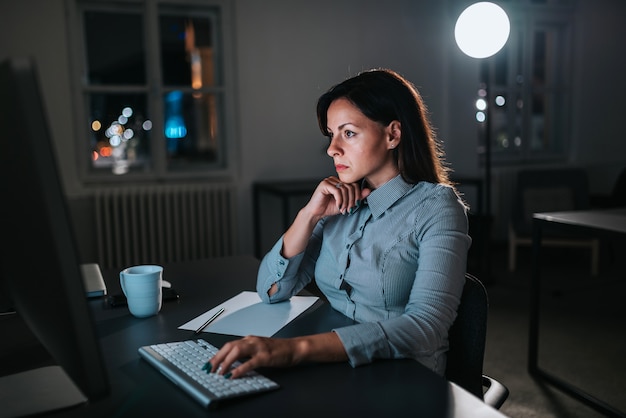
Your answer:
[4,256,505,418]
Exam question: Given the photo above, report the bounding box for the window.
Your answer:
[477,0,574,164]
[67,0,237,181]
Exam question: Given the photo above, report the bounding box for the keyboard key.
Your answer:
[138,339,279,408]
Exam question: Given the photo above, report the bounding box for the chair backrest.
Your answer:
[511,168,590,235]
[445,273,487,399]
[610,167,626,208]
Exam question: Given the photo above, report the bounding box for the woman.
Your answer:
[208,68,471,379]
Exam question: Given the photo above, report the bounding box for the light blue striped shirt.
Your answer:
[257,175,471,374]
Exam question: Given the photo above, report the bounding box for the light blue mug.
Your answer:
[120,265,163,318]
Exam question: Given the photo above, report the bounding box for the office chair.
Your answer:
[508,168,599,275]
[445,273,509,410]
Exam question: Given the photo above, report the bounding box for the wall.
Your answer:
[233,0,482,253]
[1,0,625,259]
[571,0,626,193]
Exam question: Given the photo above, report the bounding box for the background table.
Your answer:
[529,208,626,418]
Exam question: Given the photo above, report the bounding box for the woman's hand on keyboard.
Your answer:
[207,332,347,379]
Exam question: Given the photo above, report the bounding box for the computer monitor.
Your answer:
[0,57,110,409]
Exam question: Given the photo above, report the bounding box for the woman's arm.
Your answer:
[211,177,371,376]
[282,176,369,258]
[206,332,348,379]
[333,188,470,373]
[257,177,371,300]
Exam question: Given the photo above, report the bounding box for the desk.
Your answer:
[5,256,505,417]
[529,208,626,418]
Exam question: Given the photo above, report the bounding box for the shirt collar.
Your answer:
[365,175,414,219]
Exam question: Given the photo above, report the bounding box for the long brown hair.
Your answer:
[317,68,451,186]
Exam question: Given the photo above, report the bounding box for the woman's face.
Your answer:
[326,98,400,189]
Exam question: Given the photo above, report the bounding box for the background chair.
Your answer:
[446,273,509,409]
[591,166,626,209]
[508,168,599,275]
[590,167,626,265]
[609,167,626,208]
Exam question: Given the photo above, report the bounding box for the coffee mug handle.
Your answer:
[120,272,127,296]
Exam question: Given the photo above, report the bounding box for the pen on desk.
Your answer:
[194,307,225,334]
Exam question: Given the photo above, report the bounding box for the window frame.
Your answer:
[478,0,575,166]
[66,0,238,183]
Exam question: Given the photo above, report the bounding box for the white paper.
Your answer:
[178,291,319,337]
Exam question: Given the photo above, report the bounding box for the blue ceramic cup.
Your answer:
[120,265,163,318]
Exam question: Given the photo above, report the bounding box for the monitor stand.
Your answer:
[0,365,87,418]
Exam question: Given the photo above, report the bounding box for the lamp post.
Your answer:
[455,2,510,279]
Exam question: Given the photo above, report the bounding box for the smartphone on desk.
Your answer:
[107,287,180,307]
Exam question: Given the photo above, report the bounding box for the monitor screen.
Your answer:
[0,57,109,402]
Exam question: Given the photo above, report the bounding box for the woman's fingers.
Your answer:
[305,176,366,219]
[323,177,360,214]
[207,336,290,379]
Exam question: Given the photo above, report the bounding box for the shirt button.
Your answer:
[276,272,281,277]
[346,244,350,249]
[279,260,285,266]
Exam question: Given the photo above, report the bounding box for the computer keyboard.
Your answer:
[138,339,279,408]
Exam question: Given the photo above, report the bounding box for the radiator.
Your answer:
[94,184,236,269]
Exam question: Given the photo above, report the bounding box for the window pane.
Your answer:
[84,11,145,85]
[89,93,152,174]
[494,47,508,87]
[159,14,217,87]
[75,1,233,180]
[530,92,567,154]
[533,31,547,86]
[164,91,220,169]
